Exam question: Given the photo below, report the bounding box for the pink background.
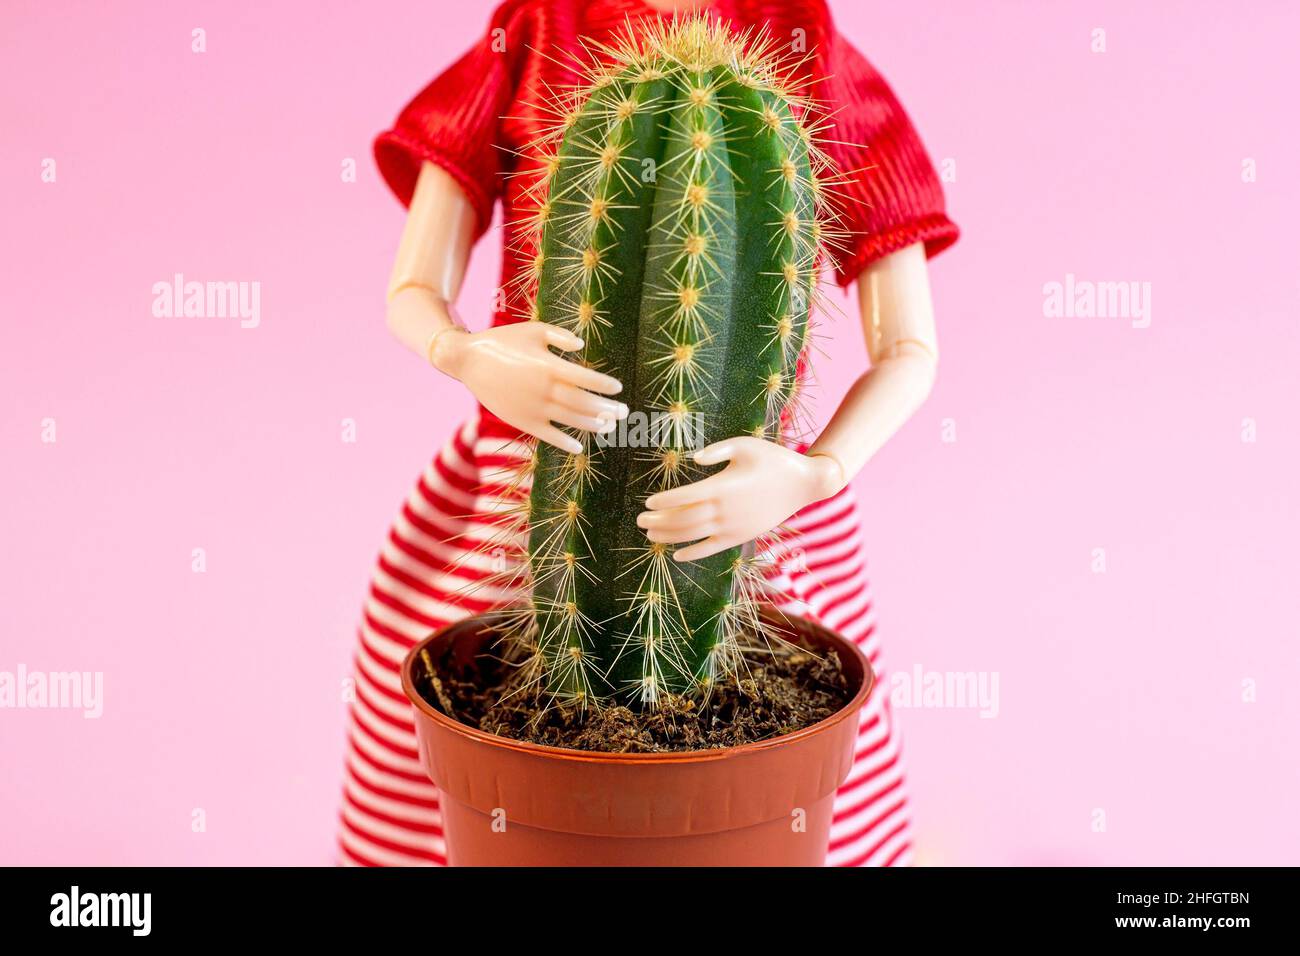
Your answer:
[2,0,1297,865]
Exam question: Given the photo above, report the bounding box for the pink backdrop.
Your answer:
[2,0,1297,865]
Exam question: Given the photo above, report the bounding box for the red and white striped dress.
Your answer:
[340,0,958,867]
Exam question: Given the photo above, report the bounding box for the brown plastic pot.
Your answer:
[400,605,873,866]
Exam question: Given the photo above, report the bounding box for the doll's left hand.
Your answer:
[636,437,846,562]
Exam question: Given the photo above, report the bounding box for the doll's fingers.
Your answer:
[674,532,749,563]
[645,523,718,545]
[548,406,616,435]
[539,324,584,352]
[636,501,717,533]
[671,541,718,562]
[534,425,583,455]
[644,474,727,511]
[553,383,629,421]
[693,439,738,467]
[639,501,721,543]
[546,356,623,396]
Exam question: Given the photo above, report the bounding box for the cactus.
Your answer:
[495,17,838,708]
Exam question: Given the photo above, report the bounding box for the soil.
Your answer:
[414,633,852,753]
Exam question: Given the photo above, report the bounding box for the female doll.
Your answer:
[340,0,957,867]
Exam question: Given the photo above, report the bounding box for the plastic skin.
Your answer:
[386,160,939,561]
[386,165,628,455]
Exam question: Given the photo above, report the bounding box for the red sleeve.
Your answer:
[818,31,959,286]
[373,0,528,237]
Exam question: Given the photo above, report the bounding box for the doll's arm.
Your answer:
[807,240,938,488]
[387,161,628,453]
[637,242,937,562]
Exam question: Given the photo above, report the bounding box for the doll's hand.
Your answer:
[636,437,846,562]
[433,323,627,454]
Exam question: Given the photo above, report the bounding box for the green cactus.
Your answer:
[510,17,833,708]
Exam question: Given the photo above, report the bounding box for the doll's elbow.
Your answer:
[885,339,938,401]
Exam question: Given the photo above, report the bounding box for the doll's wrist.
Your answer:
[426,326,470,378]
[806,450,848,500]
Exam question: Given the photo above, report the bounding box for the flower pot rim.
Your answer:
[400,605,874,765]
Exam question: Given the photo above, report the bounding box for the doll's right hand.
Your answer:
[431,322,627,454]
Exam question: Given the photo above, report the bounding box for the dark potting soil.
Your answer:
[416,635,852,753]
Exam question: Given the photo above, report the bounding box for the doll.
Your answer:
[340,0,957,867]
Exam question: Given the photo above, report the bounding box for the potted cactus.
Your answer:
[401,16,874,866]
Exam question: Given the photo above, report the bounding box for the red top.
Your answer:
[376,0,957,315]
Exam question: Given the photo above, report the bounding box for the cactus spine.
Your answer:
[505,17,835,708]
